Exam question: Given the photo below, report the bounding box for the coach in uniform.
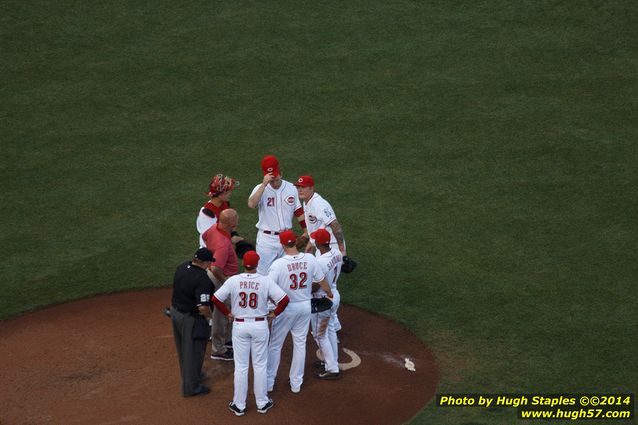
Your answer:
[170,247,215,397]
[212,251,289,416]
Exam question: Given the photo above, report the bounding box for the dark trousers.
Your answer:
[171,307,208,396]
[208,270,232,355]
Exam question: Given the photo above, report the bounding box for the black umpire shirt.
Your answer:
[171,261,213,314]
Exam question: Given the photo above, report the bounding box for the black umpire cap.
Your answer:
[194,247,215,262]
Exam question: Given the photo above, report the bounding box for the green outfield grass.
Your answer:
[1,1,636,423]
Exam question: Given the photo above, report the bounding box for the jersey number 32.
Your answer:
[289,272,307,290]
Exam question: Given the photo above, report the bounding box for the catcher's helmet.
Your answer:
[209,174,238,196]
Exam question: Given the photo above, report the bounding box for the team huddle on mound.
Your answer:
[170,154,356,417]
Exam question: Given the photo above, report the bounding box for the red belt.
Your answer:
[263,230,280,235]
[235,317,266,322]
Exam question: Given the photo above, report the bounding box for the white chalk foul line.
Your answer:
[315,347,362,371]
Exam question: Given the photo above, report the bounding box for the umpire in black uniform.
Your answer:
[171,247,215,397]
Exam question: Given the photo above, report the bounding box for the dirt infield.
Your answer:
[0,289,438,424]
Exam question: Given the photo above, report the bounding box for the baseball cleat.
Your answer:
[313,360,326,370]
[316,370,341,380]
[228,402,246,416]
[288,379,301,393]
[211,349,234,361]
[257,399,275,414]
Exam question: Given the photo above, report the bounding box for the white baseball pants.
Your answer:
[255,232,284,275]
[267,300,311,392]
[328,289,341,363]
[311,307,339,374]
[232,319,270,410]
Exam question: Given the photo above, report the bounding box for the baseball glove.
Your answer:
[311,297,333,314]
[295,234,309,251]
[342,255,357,273]
[234,239,256,259]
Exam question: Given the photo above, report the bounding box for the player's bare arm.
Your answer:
[295,212,309,237]
[294,209,309,248]
[247,173,275,208]
[297,219,310,240]
[318,278,333,298]
[211,266,227,284]
[305,242,316,255]
[329,220,347,256]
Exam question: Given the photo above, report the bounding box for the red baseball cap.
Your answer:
[310,228,331,245]
[279,230,297,245]
[261,155,280,177]
[294,175,314,187]
[243,250,260,268]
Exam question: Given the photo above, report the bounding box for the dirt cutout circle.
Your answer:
[0,289,438,424]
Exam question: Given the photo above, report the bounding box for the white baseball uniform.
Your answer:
[196,201,229,248]
[196,213,215,248]
[250,180,303,274]
[213,273,287,411]
[266,253,325,392]
[312,248,343,374]
[304,192,345,331]
[303,192,346,254]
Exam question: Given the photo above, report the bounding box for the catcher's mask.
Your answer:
[209,174,239,197]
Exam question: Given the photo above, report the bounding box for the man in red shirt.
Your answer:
[203,209,240,361]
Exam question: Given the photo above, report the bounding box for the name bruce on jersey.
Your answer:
[287,262,308,272]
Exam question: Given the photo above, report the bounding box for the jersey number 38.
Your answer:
[239,292,258,308]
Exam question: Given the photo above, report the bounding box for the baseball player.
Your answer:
[247,155,308,275]
[295,175,347,333]
[266,230,333,393]
[196,174,238,248]
[294,175,347,257]
[310,228,343,379]
[212,251,289,416]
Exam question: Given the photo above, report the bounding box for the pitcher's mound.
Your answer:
[0,288,438,424]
